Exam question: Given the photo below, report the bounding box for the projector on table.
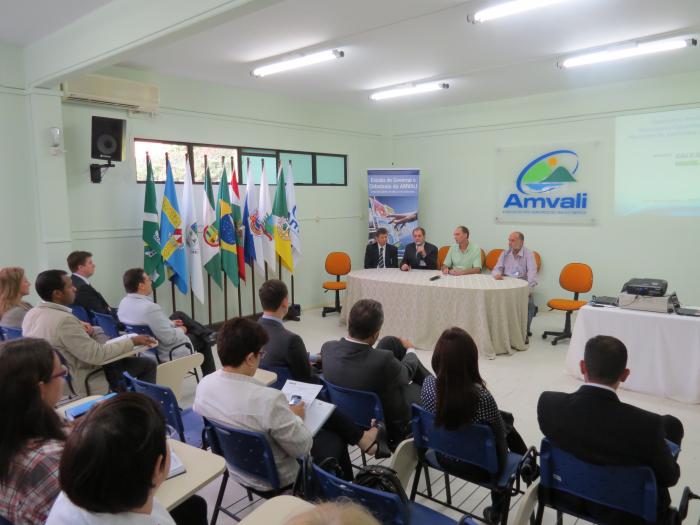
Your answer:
[621,278,668,297]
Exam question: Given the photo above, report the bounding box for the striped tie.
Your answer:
[378,246,385,268]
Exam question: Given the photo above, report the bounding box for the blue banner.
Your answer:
[367,169,420,257]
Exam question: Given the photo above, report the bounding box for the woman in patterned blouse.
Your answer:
[421,327,528,524]
[0,338,67,525]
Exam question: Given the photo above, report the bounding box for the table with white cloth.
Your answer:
[341,269,529,358]
[565,304,700,404]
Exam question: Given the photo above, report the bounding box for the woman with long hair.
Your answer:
[0,338,68,524]
[0,266,33,328]
[421,327,528,524]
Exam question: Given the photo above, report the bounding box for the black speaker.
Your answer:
[91,116,125,162]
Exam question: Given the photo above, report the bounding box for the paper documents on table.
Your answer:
[167,447,187,479]
[281,380,336,436]
[106,332,158,350]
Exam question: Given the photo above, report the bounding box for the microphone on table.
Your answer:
[429,275,441,281]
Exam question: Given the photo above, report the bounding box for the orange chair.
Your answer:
[533,250,542,272]
[437,246,450,268]
[322,252,351,317]
[543,263,593,346]
[484,249,503,271]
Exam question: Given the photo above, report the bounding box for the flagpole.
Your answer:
[207,276,212,326]
[223,271,228,320]
[251,266,256,315]
[288,159,297,319]
[153,287,158,304]
[232,155,243,318]
[171,282,176,315]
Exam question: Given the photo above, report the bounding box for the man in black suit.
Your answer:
[321,299,432,446]
[538,335,684,524]
[364,227,399,269]
[400,227,438,271]
[67,251,118,320]
[257,279,390,458]
[258,279,319,383]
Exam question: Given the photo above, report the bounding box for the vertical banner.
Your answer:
[367,169,420,257]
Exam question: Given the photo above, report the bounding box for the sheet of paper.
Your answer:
[281,380,323,407]
[168,447,187,479]
[304,399,336,436]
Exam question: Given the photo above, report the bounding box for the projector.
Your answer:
[621,278,668,297]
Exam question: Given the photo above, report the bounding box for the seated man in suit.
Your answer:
[117,268,216,376]
[22,270,156,394]
[364,227,398,269]
[538,335,684,524]
[321,299,433,446]
[441,226,482,275]
[67,251,118,320]
[400,227,438,271]
[492,231,538,340]
[257,279,389,458]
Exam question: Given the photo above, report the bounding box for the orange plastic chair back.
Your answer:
[533,251,542,272]
[485,249,503,271]
[437,246,450,268]
[325,252,351,276]
[559,263,593,294]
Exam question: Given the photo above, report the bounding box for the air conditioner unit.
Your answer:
[61,74,159,113]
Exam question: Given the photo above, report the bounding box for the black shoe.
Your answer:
[363,421,391,459]
[483,506,501,525]
[205,332,218,345]
[520,458,540,484]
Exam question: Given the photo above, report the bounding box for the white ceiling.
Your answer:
[3,0,700,110]
[0,0,113,46]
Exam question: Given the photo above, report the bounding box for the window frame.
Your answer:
[134,138,348,186]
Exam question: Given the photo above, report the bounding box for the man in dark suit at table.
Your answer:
[364,228,399,269]
[67,251,118,320]
[321,299,432,446]
[400,227,438,271]
[538,335,684,524]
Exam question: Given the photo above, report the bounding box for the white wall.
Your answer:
[390,70,700,306]
[61,67,392,320]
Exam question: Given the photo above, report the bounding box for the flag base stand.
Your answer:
[284,303,301,321]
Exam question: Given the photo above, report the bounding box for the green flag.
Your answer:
[201,165,222,287]
[216,166,240,286]
[142,154,165,288]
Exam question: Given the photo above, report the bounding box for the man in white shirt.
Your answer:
[194,317,354,490]
[117,268,216,375]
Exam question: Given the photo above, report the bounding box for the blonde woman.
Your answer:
[0,267,32,329]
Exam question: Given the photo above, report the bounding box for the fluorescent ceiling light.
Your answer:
[468,0,571,23]
[370,82,449,101]
[252,49,344,77]
[559,37,697,68]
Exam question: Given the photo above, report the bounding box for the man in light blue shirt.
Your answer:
[493,231,538,340]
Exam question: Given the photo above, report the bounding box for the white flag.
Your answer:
[245,160,265,273]
[182,161,204,303]
[285,160,301,268]
[258,160,276,271]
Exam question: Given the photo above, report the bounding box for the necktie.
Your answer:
[378,246,385,268]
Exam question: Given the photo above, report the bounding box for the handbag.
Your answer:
[354,465,409,505]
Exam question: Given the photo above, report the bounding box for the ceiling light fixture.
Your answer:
[559,37,697,68]
[370,82,449,101]
[252,49,344,77]
[468,0,572,23]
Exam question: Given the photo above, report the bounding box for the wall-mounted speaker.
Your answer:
[91,116,125,162]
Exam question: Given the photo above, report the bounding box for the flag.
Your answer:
[216,166,239,286]
[273,163,293,272]
[181,159,204,303]
[201,164,222,288]
[230,163,246,282]
[142,154,165,288]
[285,160,302,268]
[160,155,188,294]
[258,161,276,271]
[243,160,264,272]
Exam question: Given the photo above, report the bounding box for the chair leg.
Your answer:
[542,311,574,345]
[246,488,253,502]
[211,470,229,525]
[361,450,367,466]
[534,500,545,525]
[423,464,432,498]
[444,472,452,505]
[409,462,423,500]
[193,368,200,383]
[500,492,512,525]
[556,510,563,525]
[334,290,341,314]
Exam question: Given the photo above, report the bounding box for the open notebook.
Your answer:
[281,380,336,436]
[167,447,186,479]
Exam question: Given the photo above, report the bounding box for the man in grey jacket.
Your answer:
[117,268,216,375]
[22,270,156,395]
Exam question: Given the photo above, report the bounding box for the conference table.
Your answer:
[565,304,700,404]
[342,269,529,358]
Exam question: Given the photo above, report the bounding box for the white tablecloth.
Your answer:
[341,269,529,358]
[566,304,700,404]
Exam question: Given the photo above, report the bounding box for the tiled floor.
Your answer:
[178,308,700,524]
